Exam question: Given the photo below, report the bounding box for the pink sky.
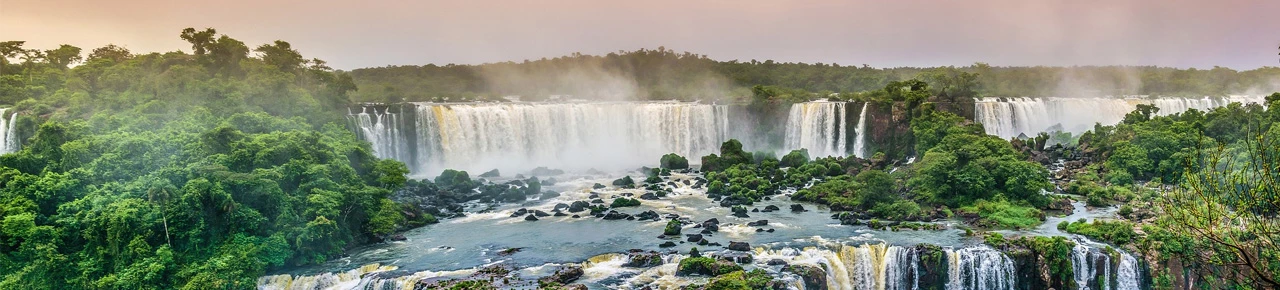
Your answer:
[3,0,1277,69]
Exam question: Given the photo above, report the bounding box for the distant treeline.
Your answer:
[349,48,1280,103]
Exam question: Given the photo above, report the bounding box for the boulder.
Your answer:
[766,259,788,266]
[592,183,607,189]
[685,234,704,243]
[763,205,780,212]
[726,241,750,251]
[590,199,605,204]
[790,204,807,212]
[639,192,659,200]
[603,211,631,220]
[554,203,570,211]
[659,241,678,248]
[784,264,828,290]
[747,220,769,227]
[510,208,529,218]
[635,210,660,221]
[525,215,539,221]
[715,251,754,264]
[568,201,590,213]
[538,265,584,285]
[624,250,665,268]
[533,210,551,217]
[553,211,568,217]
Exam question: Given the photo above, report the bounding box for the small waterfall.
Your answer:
[1072,239,1144,290]
[348,102,730,175]
[946,246,1016,290]
[851,102,870,158]
[784,101,852,158]
[0,108,17,154]
[973,96,1269,139]
[754,244,919,290]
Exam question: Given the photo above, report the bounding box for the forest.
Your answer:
[1,29,1278,289]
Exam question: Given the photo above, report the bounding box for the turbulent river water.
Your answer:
[256,170,1142,290]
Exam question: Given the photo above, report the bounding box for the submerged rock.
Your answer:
[747,220,769,227]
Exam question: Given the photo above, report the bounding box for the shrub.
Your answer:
[660,153,689,169]
[664,219,682,236]
[610,198,641,207]
[780,149,809,168]
[962,200,1044,229]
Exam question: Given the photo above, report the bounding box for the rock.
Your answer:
[389,234,407,241]
[572,215,581,218]
[763,205,780,212]
[603,211,631,220]
[664,214,680,219]
[533,210,551,217]
[766,259,788,266]
[784,264,828,290]
[554,203,570,211]
[697,239,709,246]
[700,229,713,234]
[715,251,754,263]
[510,208,529,218]
[659,241,677,248]
[525,215,539,221]
[766,228,775,233]
[540,191,561,200]
[497,248,523,256]
[588,192,600,199]
[538,265,584,285]
[751,208,760,212]
[568,201,590,213]
[732,212,750,218]
[639,192,659,200]
[479,169,501,178]
[747,220,769,227]
[531,167,566,176]
[707,242,722,247]
[553,211,568,217]
[624,250,665,267]
[590,199,605,204]
[685,234,703,243]
[592,183,606,189]
[755,228,764,232]
[701,219,720,232]
[727,241,751,251]
[790,204,806,212]
[635,210,660,221]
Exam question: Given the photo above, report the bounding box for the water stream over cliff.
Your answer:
[0,108,18,154]
[973,96,1267,139]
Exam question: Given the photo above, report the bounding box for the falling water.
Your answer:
[348,102,730,175]
[973,96,1268,139]
[754,244,920,290]
[785,101,859,158]
[851,102,870,158]
[946,246,1016,290]
[1072,239,1144,290]
[0,108,17,154]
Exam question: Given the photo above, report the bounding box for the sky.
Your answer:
[3,0,1278,70]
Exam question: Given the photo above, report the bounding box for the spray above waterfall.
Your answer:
[974,96,1269,139]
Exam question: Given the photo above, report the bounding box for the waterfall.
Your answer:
[0,108,17,154]
[754,244,920,290]
[946,246,1016,290]
[785,101,854,158]
[348,102,730,175]
[851,102,870,158]
[973,96,1269,139]
[1073,239,1144,290]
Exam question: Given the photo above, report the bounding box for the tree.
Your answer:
[179,28,217,55]
[42,44,82,69]
[1160,135,1280,288]
[87,44,132,63]
[255,40,304,73]
[0,41,25,65]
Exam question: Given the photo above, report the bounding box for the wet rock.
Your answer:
[763,205,780,212]
[697,239,709,246]
[572,215,581,218]
[590,199,605,204]
[626,216,636,221]
[497,248,523,256]
[766,259,788,266]
[389,234,407,241]
[790,204,806,212]
[715,251,754,264]
[479,169,501,178]
[659,241,678,248]
[510,208,529,218]
[700,229,714,234]
[664,214,680,219]
[751,208,759,212]
[624,250,665,268]
[588,192,600,199]
[701,219,720,232]
[784,264,828,290]
[538,265,584,285]
[747,220,769,227]
[525,215,539,221]
[553,211,568,217]
[568,201,590,213]
[766,228,775,233]
[540,191,560,200]
[707,242,722,247]
[635,210,660,221]
[727,241,751,251]
[639,192,659,200]
[603,211,631,220]
[686,234,704,243]
[531,167,566,176]
[533,210,550,217]
[755,228,764,232]
[554,203,570,211]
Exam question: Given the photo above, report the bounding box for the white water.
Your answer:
[349,102,729,176]
[946,246,1016,290]
[785,101,871,158]
[974,96,1268,139]
[0,108,17,154]
[1072,239,1143,290]
[852,102,870,159]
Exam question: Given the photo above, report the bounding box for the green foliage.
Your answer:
[961,200,1044,229]
[779,149,809,168]
[1063,219,1137,246]
[701,139,753,172]
[677,257,742,276]
[611,176,636,188]
[610,198,641,208]
[660,153,690,170]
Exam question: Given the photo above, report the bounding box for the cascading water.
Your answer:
[0,108,17,154]
[1072,238,1144,290]
[348,102,730,175]
[785,101,869,158]
[851,102,870,159]
[974,96,1268,139]
[946,246,1016,290]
